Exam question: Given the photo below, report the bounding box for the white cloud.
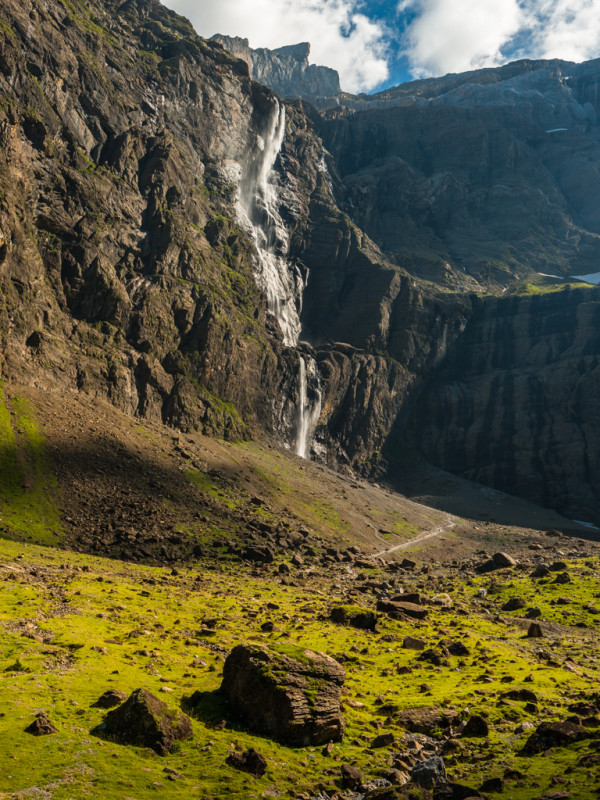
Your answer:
[397,0,524,77]
[162,0,389,93]
[398,0,600,78]
[525,0,600,63]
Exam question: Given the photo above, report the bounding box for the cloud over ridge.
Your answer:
[399,0,600,78]
[163,0,390,93]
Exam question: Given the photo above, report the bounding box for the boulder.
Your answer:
[220,643,345,746]
[330,604,377,631]
[226,748,267,777]
[25,713,57,736]
[522,721,589,754]
[92,689,128,708]
[412,756,447,788]
[95,688,192,755]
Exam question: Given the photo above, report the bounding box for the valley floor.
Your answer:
[1,384,599,799]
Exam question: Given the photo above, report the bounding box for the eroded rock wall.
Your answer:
[412,288,600,524]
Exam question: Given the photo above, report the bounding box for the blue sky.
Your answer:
[164,0,600,94]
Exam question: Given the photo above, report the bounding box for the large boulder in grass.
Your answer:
[521,720,590,755]
[95,688,192,755]
[220,643,346,746]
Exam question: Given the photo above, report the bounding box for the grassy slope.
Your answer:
[1,540,600,799]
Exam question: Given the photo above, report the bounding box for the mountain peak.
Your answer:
[211,34,340,100]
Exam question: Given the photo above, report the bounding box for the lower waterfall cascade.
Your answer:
[295,355,322,460]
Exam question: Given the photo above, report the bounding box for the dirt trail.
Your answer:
[374,517,457,558]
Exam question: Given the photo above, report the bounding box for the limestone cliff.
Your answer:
[211,35,341,101]
[317,58,600,292]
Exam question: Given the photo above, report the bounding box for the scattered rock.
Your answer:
[341,763,363,790]
[480,777,504,793]
[377,599,428,620]
[396,706,460,735]
[502,597,527,612]
[371,732,395,748]
[243,546,274,564]
[531,564,550,578]
[330,605,377,631]
[95,688,192,755]
[25,713,57,736]
[463,714,489,737]
[92,689,128,709]
[527,622,544,638]
[412,756,447,788]
[553,572,571,585]
[226,748,267,777]
[433,784,483,800]
[418,647,450,666]
[501,688,538,704]
[220,643,345,746]
[477,552,516,573]
[522,721,589,755]
[402,636,426,651]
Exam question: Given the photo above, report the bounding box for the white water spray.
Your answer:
[295,355,322,459]
[236,102,302,347]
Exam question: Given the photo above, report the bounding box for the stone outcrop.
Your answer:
[96,688,192,755]
[211,36,341,100]
[220,643,346,746]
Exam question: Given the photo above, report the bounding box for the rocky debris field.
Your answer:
[2,527,600,800]
[2,385,600,799]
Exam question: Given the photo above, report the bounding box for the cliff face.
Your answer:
[2,0,600,526]
[0,0,302,440]
[411,288,600,524]
[211,36,341,101]
[0,0,410,470]
[317,60,600,292]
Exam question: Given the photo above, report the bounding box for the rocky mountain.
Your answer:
[1,0,600,528]
[210,35,341,101]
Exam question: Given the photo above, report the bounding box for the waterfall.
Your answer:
[295,355,322,459]
[235,99,322,459]
[236,101,302,347]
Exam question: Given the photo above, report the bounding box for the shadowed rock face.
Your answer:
[317,59,600,292]
[412,288,600,524]
[221,643,346,746]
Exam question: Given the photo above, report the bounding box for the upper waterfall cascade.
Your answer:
[236,102,302,347]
